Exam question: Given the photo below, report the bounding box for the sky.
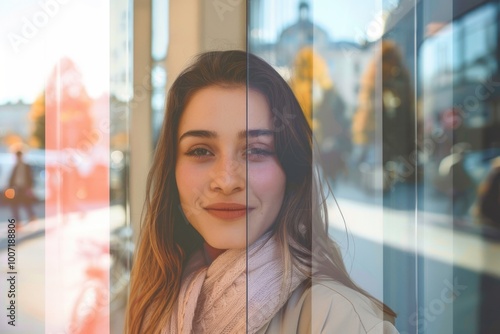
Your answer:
[258,0,389,43]
[0,0,390,104]
[0,0,109,104]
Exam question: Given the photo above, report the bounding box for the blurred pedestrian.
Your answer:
[436,143,475,217]
[8,150,37,227]
[477,157,500,226]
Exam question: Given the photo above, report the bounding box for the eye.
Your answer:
[246,147,274,161]
[185,147,213,158]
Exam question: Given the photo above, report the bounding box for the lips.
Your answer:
[204,203,251,220]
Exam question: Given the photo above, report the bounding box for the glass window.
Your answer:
[463,3,497,82]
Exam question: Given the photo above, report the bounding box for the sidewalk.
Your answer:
[328,197,500,279]
[0,203,125,250]
[0,205,126,333]
[0,218,45,250]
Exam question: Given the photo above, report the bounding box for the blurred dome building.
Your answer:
[275,1,330,67]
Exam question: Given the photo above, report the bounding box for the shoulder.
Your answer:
[305,280,398,333]
[259,280,399,334]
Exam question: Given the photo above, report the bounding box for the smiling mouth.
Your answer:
[204,203,252,220]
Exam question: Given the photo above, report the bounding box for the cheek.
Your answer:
[249,161,286,201]
[175,162,205,202]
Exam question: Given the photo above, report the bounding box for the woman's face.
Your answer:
[176,85,286,250]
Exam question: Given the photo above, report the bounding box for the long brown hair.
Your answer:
[125,50,395,333]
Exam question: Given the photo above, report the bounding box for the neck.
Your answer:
[203,242,226,263]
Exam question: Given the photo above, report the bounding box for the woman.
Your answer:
[125,50,398,333]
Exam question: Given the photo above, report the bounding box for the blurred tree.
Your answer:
[352,40,415,187]
[3,133,24,149]
[28,58,94,150]
[289,47,350,180]
[289,47,333,130]
[29,93,45,148]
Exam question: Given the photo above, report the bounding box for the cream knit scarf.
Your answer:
[163,233,306,334]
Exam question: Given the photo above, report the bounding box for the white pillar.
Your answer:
[130,0,152,244]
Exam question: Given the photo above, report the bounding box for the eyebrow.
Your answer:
[239,129,274,139]
[179,130,216,142]
[179,129,274,142]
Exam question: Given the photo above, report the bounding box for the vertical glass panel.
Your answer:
[251,0,499,333]
[42,1,111,332]
[110,0,132,333]
[151,0,168,146]
[419,0,500,333]
[0,0,114,333]
[0,1,48,332]
[249,0,406,331]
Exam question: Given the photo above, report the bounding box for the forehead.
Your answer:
[178,85,271,134]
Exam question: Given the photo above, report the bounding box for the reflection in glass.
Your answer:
[251,0,500,333]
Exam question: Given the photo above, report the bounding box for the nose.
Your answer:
[209,156,245,194]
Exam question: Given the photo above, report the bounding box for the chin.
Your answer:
[205,237,246,250]
[199,225,247,250]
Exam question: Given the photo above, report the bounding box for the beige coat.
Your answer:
[257,280,399,334]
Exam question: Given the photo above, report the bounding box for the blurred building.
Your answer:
[249,1,373,115]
